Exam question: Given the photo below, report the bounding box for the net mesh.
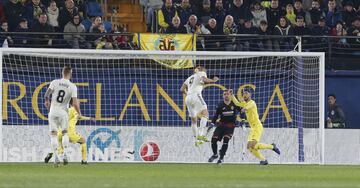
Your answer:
[0,50,322,163]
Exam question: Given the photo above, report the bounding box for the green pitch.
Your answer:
[0,163,359,188]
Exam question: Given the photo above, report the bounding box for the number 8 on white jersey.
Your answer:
[49,78,77,116]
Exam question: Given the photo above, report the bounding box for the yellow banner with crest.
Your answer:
[134,33,196,69]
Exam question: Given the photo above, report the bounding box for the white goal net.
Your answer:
[0,49,324,164]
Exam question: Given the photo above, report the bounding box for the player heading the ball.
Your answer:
[181,66,219,146]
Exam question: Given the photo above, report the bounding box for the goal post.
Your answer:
[0,48,325,164]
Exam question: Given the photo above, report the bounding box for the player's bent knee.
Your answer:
[200,109,209,117]
[190,117,197,123]
[223,136,230,144]
[78,137,85,144]
[247,141,256,149]
[211,137,218,143]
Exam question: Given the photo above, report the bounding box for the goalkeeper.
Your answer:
[208,89,242,164]
[45,101,94,165]
[230,87,280,165]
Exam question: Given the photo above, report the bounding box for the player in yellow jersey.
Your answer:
[230,87,280,165]
[45,104,94,165]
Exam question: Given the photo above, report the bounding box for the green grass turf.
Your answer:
[0,163,359,188]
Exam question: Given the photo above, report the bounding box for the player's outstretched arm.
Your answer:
[202,76,219,84]
[230,94,242,107]
[79,116,96,123]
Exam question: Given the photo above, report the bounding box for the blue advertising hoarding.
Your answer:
[2,65,298,128]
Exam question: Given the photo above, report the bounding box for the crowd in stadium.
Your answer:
[0,0,360,50]
[144,0,360,50]
[0,0,128,49]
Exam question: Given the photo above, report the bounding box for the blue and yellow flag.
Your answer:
[134,33,196,69]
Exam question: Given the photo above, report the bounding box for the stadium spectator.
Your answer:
[222,15,237,51]
[205,18,223,50]
[0,21,14,47]
[184,14,210,50]
[88,16,102,46]
[211,0,227,31]
[227,0,252,25]
[158,0,178,33]
[238,17,259,51]
[331,21,349,47]
[111,25,131,50]
[206,17,222,34]
[327,94,346,128]
[31,13,54,47]
[140,0,163,32]
[258,20,273,51]
[251,1,267,28]
[4,0,26,32]
[176,0,193,26]
[58,0,79,32]
[13,18,30,47]
[292,16,310,35]
[197,0,212,24]
[273,16,293,51]
[64,14,89,49]
[89,16,102,32]
[347,16,360,48]
[47,0,59,32]
[279,0,294,9]
[311,17,330,50]
[285,4,297,25]
[312,16,331,35]
[266,0,284,30]
[167,16,187,33]
[308,0,324,27]
[93,23,113,49]
[24,0,46,28]
[341,1,358,28]
[210,0,231,10]
[294,0,307,19]
[323,0,342,28]
[184,14,210,34]
[292,16,311,50]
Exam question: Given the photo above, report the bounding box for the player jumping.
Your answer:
[45,101,94,165]
[180,66,219,146]
[208,89,241,164]
[230,87,280,165]
[45,66,81,167]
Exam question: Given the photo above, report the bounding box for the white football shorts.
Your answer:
[185,93,207,118]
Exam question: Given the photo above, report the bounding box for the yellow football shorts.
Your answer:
[247,126,263,142]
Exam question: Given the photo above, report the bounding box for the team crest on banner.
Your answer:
[134,33,196,69]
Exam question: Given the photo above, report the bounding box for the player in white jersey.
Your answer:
[181,66,219,146]
[44,66,81,167]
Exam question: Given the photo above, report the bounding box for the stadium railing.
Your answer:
[0,32,359,69]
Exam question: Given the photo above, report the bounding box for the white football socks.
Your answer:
[50,135,58,154]
[199,117,208,136]
[62,133,70,159]
[191,121,198,139]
